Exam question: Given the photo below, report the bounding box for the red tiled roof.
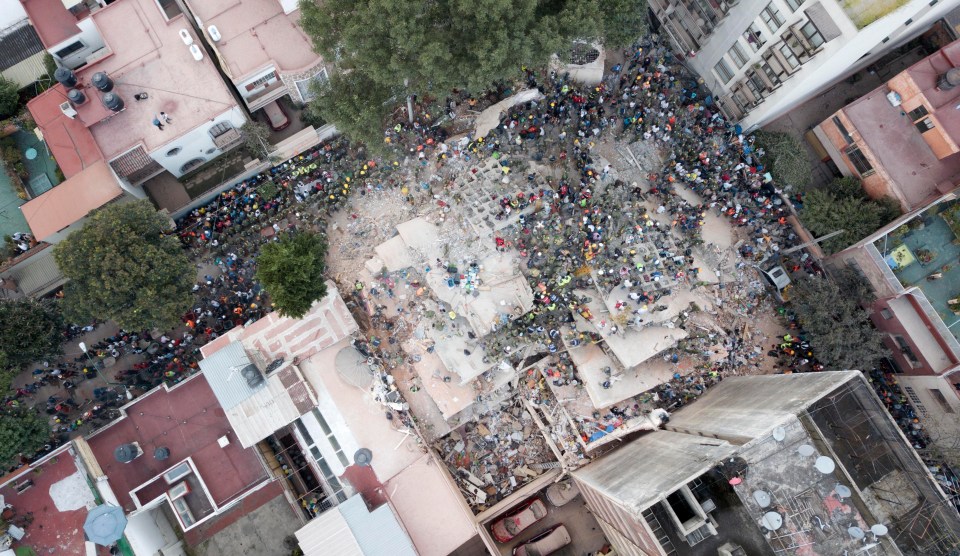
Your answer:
[20,160,123,241]
[27,85,104,178]
[19,0,82,48]
[86,374,269,513]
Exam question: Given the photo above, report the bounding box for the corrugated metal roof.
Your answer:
[0,21,44,71]
[296,502,363,556]
[297,496,417,556]
[7,247,65,297]
[199,341,264,410]
[341,497,417,556]
[227,370,313,448]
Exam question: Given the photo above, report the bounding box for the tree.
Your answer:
[307,70,395,150]
[0,409,49,469]
[0,299,63,372]
[256,231,329,319]
[753,130,810,189]
[53,200,194,331]
[241,121,274,161]
[0,77,19,119]
[788,268,886,371]
[800,178,901,254]
[298,0,647,143]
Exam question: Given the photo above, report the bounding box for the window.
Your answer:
[168,481,190,500]
[760,3,785,33]
[744,23,765,51]
[295,68,329,102]
[746,72,768,98]
[778,44,800,69]
[845,145,873,175]
[762,51,788,80]
[784,0,803,11]
[714,60,734,83]
[728,42,750,68]
[208,121,234,138]
[312,409,349,467]
[172,497,196,527]
[929,389,955,413]
[165,147,181,157]
[903,385,927,415]
[55,41,84,59]
[880,308,893,319]
[832,116,853,144]
[295,418,314,445]
[245,71,278,92]
[799,21,825,49]
[163,462,192,484]
[179,158,205,174]
[908,105,929,121]
[915,117,935,133]
[310,447,347,503]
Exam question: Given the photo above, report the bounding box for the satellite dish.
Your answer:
[154,447,170,460]
[871,524,888,536]
[815,456,836,474]
[265,358,285,373]
[335,346,373,388]
[772,426,786,442]
[835,484,851,499]
[761,511,783,531]
[848,526,865,540]
[797,444,815,457]
[354,448,373,466]
[753,490,771,508]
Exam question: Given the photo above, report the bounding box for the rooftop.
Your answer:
[296,495,416,556]
[18,0,83,48]
[19,159,122,241]
[0,19,45,71]
[183,0,320,82]
[85,374,269,513]
[70,0,239,159]
[873,197,960,344]
[27,85,104,178]
[0,448,111,556]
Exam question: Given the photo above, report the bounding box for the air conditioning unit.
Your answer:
[208,25,221,42]
[886,91,902,107]
[59,101,78,119]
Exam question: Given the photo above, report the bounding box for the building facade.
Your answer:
[650,0,959,129]
[573,372,960,556]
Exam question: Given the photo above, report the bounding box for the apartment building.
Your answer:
[649,0,960,129]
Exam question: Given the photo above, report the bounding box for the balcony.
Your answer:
[245,80,288,111]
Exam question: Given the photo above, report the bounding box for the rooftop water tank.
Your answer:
[102,92,124,112]
[66,88,86,105]
[54,67,77,88]
[938,68,960,90]
[91,72,114,92]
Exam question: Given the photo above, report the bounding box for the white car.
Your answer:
[513,524,572,556]
[545,479,580,507]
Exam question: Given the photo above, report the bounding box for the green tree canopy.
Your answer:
[800,178,901,254]
[53,200,194,331]
[256,231,329,319]
[789,268,886,371]
[0,77,19,119]
[299,0,647,143]
[0,299,63,373]
[0,409,50,469]
[241,121,274,161]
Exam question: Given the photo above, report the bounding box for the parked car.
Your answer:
[545,479,580,507]
[262,100,290,131]
[513,524,572,556]
[491,498,548,543]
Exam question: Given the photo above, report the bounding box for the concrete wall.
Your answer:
[49,17,105,70]
[147,106,248,178]
[574,478,665,556]
[897,374,960,467]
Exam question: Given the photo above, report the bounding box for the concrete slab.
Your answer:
[192,494,302,556]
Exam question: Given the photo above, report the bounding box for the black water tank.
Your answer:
[937,67,960,90]
[66,88,86,105]
[54,67,77,88]
[102,92,124,112]
[91,72,114,92]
